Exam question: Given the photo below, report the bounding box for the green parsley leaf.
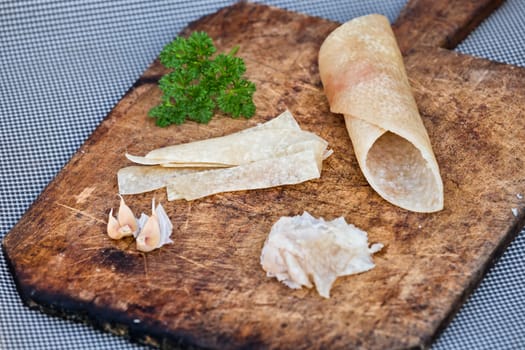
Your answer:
[149,32,256,126]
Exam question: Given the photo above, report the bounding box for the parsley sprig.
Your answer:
[149,32,256,126]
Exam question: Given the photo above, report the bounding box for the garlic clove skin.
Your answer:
[136,214,161,252]
[154,202,174,246]
[117,195,138,237]
[107,208,125,239]
[136,213,149,238]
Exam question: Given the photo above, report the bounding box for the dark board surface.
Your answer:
[3,2,525,349]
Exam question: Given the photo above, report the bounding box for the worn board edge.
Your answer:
[432,195,525,347]
[0,41,215,350]
[392,0,505,54]
[404,45,525,348]
[2,2,522,350]
[1,243,178,349]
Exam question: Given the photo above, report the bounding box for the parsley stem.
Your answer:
[228,45,240,57]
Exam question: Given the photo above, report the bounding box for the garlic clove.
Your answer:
[136,214,161,252]
[107,208,123,239]
[135,198,174,252]
[117,195,138,236]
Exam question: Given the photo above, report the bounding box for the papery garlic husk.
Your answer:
[107,208,122,240]
[136,213,149,238]
[136,199,173,252]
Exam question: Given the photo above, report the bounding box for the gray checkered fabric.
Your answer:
[1,1,523,349]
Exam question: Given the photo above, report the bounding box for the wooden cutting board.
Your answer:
[3,2,525,349]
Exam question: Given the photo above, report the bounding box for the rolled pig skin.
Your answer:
[318,14,444,213]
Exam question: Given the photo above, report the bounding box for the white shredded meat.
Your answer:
[260,212,382,298]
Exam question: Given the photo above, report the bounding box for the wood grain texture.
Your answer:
[393,0,505,53]
[3,2,525,349]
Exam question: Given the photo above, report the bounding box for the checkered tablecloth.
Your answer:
[1,1,524,349]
